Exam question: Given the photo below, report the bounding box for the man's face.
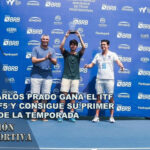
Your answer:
[41,36,49,47]
[70,43,78,51]
[101,42,109,51]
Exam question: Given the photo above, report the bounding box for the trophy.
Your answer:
[69,20,77,34]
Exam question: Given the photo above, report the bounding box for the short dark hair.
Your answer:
[69,39,78,46]
[101,39,110,45]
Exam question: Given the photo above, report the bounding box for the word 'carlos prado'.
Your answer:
[0,93,113,100]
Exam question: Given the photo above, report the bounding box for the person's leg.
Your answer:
[95,95,102,117]
[105,79,115,123]
[41,78,53,121]
[58,78,70,122]
[70,80,79,113]
[66,79,80,122]
[30,78,42,121]
[92,79,104,122]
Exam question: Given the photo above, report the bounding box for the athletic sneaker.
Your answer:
[92,116,100,122]
[58,118,63,122]
[69,118,76,122]
[42,118,48,122]
[109,117,115,123]
[31,118,37,122]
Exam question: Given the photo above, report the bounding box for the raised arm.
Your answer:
[76,31,86,55]
[59,30,70,54]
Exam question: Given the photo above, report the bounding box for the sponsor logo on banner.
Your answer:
[28,40,40,46]
[138,69,150,76]
[51,29,64,34]
[53,64,61,73]
[138,22,150,29]
[52,79,61,84]
[3,53,18,56]
[54,38,60,45]
[52,64,61,73]
[53,38,60,48]
[73,18,88,25]
[79,77,84,87]
[99,18,107,27]
[6,27,17,33]
[139,7,150,14]
[121,6,134,12]
[45,0,61,7]
[77,28,85,37]
[118,93,130,98]
[138,82,150,86]
[2,89,17,94]
[5,77,15,83]
[118,56,132,62]
[27,0,40,6]
[138,93,150,100]
[95,32,110,36]
[117,80,132,87]
[54,64,60,70]
[53,88,60,95]
[101,4,117,11]
[26,52,32,58]
[78,43,88,48]
[140,34,149,39]
[27,28,43,34]
[80,68,88,73]
[118,68,130,74]
[28,17,42,22]
[138,106,150,110]
[3,39,19,46]
[6,0,21,6]
[27,65,33,71]
[56,53,63,59]
[54,15,62,25]
[4,15,20,22]
[118,44,130,50]
[117,32,132,39]
[118,21,130,27]
[117,104,131,112]
[2,64,18,72]
[25,77,31,84]
[138,44,150,52]
[140,57,150,63]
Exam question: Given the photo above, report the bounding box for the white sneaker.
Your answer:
[92,116,100,122]
[109,117,115,123]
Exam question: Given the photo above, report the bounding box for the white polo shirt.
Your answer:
[92,51,119,80]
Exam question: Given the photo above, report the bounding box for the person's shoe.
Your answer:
[31,118,37,122]
[92,116,100,122]
[69,118,76,122]
[42,118,48,122]
[109,117,115,123]
[58,118,63,122]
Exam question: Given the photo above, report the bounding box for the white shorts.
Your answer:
[60,78,79,93]
[30,78,52,94]
[95,79,114,95]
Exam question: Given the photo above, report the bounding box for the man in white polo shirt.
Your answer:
[84,39,124,123]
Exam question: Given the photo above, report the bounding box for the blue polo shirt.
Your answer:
[31,46,56,79]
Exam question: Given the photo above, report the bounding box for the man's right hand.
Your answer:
[84,64,89,68]
[45,53,52,60]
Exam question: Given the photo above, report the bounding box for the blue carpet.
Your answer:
[28,119,150,149]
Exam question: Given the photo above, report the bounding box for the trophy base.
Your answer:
[70,31,76,34]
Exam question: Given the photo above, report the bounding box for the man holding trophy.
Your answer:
[58,28,86,122]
